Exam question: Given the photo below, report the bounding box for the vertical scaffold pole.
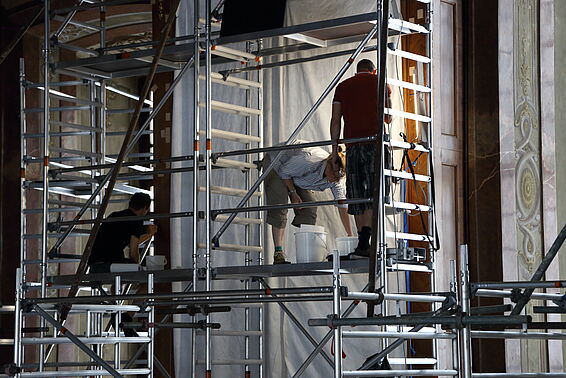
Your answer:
[368,0,389,319]
[191,1,200,377]
[114,275,121,370]
[332,248,342,378]
[204,0,213,376]
[148,273,155,378]
[17,58,26,375]
[99,0,106,55]
[459,245,472,378]
[13,268,23,375]
[257,39,265,378]
[39,0,50,370]
[450,259,460,373]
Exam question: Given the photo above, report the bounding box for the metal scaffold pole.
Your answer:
[38,0,51,370]
[459,245,472,378]
[192,0,201,376]
[204,0,213,376]
[368,0,389,319]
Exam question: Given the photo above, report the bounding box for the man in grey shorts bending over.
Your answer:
[330,59,392,257]
[264,143,353,264]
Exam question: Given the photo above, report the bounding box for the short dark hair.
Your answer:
[356,59,375,73]
[129,192,151,210]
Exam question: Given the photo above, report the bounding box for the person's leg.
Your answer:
[346,144,376,257]
[292,187,317,228]
[264,158,291,264]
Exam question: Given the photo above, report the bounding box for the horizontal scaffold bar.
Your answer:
[25,286,336,305]
[18,369,151,377]
[212,136,377,161]
[50,210,194,227]
[211,198,372,217]
[344,370,457,377]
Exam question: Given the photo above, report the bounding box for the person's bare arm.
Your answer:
[338,207,353,236]
[129,235,141,263]
[282,178,302,207]
[330,102,342,157]
[384,92,392,124]
[130,225,158,263]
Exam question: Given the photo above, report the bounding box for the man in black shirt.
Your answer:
[89,192,157,270]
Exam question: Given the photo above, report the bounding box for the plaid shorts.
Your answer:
[346,143,390,215]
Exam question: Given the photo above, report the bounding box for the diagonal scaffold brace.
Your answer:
[59,0,182,322]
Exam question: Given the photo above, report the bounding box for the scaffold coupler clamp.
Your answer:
[443,292,457,309]
[2,362,21,376]
[510,288,523,303]
[326,314,339,329]
[552,293,566,310]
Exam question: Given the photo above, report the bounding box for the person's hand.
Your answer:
[147,224,158,236]
[289,191,303,209]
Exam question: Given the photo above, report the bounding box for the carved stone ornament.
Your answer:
[513,0,542,277]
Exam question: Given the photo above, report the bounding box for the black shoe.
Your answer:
[348,246,370,259]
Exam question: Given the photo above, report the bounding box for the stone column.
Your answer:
[499,0,562,372]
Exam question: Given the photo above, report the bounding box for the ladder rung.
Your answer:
[0,339,13,345]
[389,18,430,34]
[199,186,261,197]
[21,336,150,345]
[385,107,431,123]
[214,158,257,170]
[386,201,431,212]
[387,139,429,152]
[387,78,431,93]
[205,100,262,116]
[212,214,262,225]
[197,359,263,366]
[388,263,432,273]
[199,128,261,143]
[388,358,437,365]
[48,92,102,107]
[198,243,263,253]
[207,72,261,88]
[211,45,257,61]
[385,169,430,182]
[387,47,430,63]
[0,306,15,313]
[386,231,432,242]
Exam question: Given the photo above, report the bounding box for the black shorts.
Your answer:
[345,143,390,215]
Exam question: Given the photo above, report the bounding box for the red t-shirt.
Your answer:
[332,72,391,140]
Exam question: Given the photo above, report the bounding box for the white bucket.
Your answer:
[145,255,167,271]
[336,236,358,256]
[295,228,327,263]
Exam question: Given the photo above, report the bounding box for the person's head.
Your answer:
[129,192,151,216]
[325,145,346,183]
[356,59,375,74]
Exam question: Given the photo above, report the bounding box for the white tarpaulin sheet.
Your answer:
[171,1,423,377]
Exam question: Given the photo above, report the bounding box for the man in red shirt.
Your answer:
[330,59,392,257]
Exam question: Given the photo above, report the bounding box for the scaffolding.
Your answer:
[6,0,566,377]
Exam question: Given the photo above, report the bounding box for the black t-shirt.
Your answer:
[89,209,145,265]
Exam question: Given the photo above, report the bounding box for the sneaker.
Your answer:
[273,251,291,264]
